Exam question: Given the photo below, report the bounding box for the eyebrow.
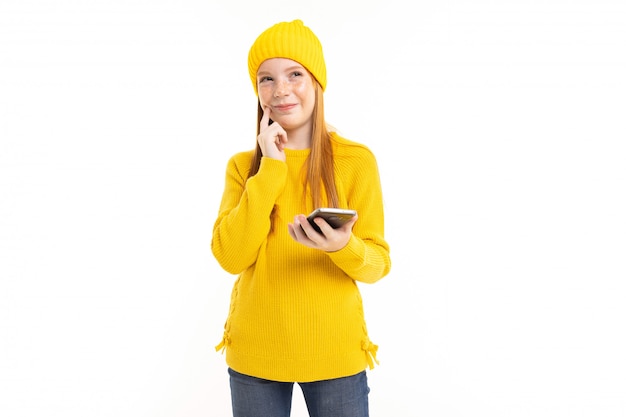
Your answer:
[257,65,306,77]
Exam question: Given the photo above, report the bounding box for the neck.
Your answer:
[285,124,313,150]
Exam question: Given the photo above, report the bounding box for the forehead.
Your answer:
[257,57,305,73]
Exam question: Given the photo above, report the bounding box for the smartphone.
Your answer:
[306,208,357,233]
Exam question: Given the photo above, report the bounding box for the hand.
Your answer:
[287,213,358,252]
[257,106,288,161]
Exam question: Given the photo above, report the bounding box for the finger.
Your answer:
[287,224,297,240]
[298,215,323,238]
[312,217,331,234]
[276,131,287,150]
[260,106,271,131]
[289,220,309,241]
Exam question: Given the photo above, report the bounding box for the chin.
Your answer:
[279,116,306,128]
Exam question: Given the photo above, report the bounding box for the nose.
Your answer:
[273,79,289,97]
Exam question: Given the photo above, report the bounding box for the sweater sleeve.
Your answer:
[327,233,390,283]
[211,155,287,274]
[326,141,391,284]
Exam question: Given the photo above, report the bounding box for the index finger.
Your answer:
[260,106,271,130]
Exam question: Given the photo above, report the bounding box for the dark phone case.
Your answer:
[306,209,356,233]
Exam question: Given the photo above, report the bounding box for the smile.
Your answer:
[273,104,297,112]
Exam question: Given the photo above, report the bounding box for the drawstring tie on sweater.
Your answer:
[215,332,231,354]
[361,340,379,369]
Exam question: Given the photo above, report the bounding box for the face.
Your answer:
[256,58,316,133]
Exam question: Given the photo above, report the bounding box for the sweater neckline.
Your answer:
[285,148,310,158]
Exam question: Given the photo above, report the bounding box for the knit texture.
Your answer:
[248,19,327,95]
[212,133,391,382]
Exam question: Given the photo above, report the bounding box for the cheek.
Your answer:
[292,79,311,94]
[257,88,272,106]
[293,81,315,104]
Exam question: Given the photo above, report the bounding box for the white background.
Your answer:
[1,0,625,416]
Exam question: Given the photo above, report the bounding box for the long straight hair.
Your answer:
[248,81,339,209]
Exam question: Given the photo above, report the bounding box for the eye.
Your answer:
[259,76,273,83]
[290,71,303,78]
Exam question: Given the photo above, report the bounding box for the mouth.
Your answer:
[273,103,298,112]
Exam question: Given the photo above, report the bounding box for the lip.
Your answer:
[273,103,298,112]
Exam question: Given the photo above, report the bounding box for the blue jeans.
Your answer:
[228,368,370,417]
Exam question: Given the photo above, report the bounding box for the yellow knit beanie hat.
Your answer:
[248,19,327,95]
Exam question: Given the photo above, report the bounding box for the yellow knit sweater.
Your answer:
[212,133,391,382]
